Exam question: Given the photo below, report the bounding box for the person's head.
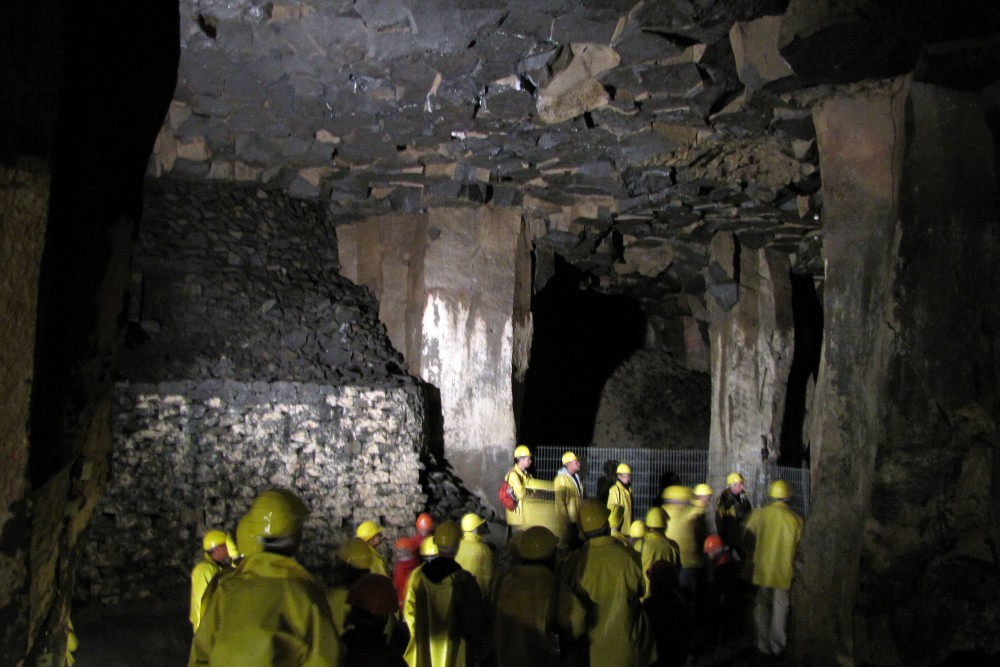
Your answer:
[628,520,647,545]
[433,521,462,557]
[460,513,486,535]
[644,506,667,532]
[693,483,713,508]
[419,535,438,561]
[661,485,693,506]
[703,534,724,557]
[514,444,532,471]
[562,451,581,475]
[347,573,398,631]
[338,537,374,571]
[726,472,745,495]
[416,512,434,537]
[394,537,415,561]
[517,526,557,563]
[356,520,383,547]
[202,530,230,563]
[579,499,611,538]
[616,462,632,487]
[236,488,310,557]
[768,479,792,501]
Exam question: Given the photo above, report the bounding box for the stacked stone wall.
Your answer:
[79,379,426,603]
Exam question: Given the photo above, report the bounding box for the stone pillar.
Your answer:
[706,232,795,496]
[339,206,530,509]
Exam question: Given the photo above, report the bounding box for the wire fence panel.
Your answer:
[534,447,810,519]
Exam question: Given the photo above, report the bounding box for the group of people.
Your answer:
[186,446,803,666]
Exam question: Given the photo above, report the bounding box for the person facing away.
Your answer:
[492,526,586,667]
[403,521,487,667]
[606,462,634,538]
[393,537,420,611]
[561,499,652,667]
[454,512,494,598]
[553,450,585,548]
[505,444,534,531]
[190,529,231,632]
[189,488,342,667]
[342,573,407,667]
[743,479,804,659]
[640,507,681,602]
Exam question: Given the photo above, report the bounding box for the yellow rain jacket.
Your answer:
[455,533,494,598]
[561,535,652,667]
[505,466,531,527]
[606,481,633,537]
[403,557,486,667]
[366,543,390,576]
[640,531,681,600]
[189,551,342,667]
[493,562,586,666]
[743,500,803,590]
[554,468,583,540]
[189,555,223,630]
[664,503,706,568]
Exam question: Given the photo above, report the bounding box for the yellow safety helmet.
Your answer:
[513,444,532,459]
[644,506,667,529]
[519,526,558,560]
[616,463,632,475]
[236,489,310,557]
[662,485,693,503]
[694,483,713,497]
[579,499,610,533]
[434,521,462,551]
[202,529,228,552]
[460,513,485,533]
[356,520,382,542]
[726,472,745,486]
[338,537,373,570]
[561,451,578,465]
[419,535,439,558]
[628,520,647,539]
[768,479,792,500]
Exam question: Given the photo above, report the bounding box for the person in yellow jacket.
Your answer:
[328,537,376,636]
[606,462,633,538]
[640,506,681,601]
[455,513,494,598]
[493,526,586,666]
[356,520,390,576]
[561,499,652,667]
[189,489,342,667]
[743,479,803,658]
[628,519,647,553]
[189,529,231,631]
[553,451,584,547]
[662,485,707,597]
[505,444,534,531]
[403,520,487,667]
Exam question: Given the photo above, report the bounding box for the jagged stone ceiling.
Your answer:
[158,0,1000,304]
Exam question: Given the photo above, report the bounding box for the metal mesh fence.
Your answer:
[533,447,810,518]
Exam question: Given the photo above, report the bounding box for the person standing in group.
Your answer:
[662,486,706,600]
[640,507,681,601]
[716,472,752,562]
[393,537,420,611]
[606,462,633,539]
[189,488,342,666]
[455,512,494,598]
[504,445,534,532]
[743,480,804,660]
[189,529,231,632]
[553,450,584,548]
[356,520,389,576]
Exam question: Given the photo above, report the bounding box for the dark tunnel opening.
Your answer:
[517,254,647,448]
[780,272,824,467]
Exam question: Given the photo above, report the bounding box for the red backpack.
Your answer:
[498,480,517,511]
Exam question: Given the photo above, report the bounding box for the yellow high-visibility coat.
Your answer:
[554,468,583,540]
[561,535,652,667]
[607,481,633,537]
[403,557,486,667]
[366,543,389,576]
[455,533,494,598]
[493,562,586,666]
[190,555,223,631]
[189,551,342,667]
[505,466,531,527]
[640,531,681,600]
[664,502,706,568]
[743,500,803,590]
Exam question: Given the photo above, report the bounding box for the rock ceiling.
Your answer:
[157,0,1000,303]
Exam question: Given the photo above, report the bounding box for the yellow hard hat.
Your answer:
[628,520,647,539]
[694,483,713,497]
[726,472,745,486]
[768,479,792,500]
[434,521,462,551]
[518,526,558,560]
[236,489,310,557]
[460,513,485,533]
[561,451,578,465]
[616,463,632,475]
[202,529,228,552]
[338,537,373,570]
[662,485,693,503]
[356,520,382,542]
[579,499,610,533]
[514,444,532,459]
[644,506,667,529]
[419,535,439,557]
